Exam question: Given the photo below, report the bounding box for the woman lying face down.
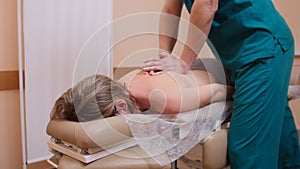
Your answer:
[50,74,138,122]
[50,69,233,122]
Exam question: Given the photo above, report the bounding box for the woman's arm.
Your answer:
[147,83,233,114]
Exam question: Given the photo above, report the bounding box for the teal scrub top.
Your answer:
[183,0,294,69]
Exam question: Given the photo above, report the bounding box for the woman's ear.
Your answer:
[115,99,129,115]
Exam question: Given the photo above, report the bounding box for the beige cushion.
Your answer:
[46,116,132,149]
[58,146,169,169]
[47,116,230,169]
[202,129,229,169]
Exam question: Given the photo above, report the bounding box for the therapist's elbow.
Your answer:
[192,0,218,18]
[194,0,218,11]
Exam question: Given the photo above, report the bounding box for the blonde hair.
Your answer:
[50,74,138,122]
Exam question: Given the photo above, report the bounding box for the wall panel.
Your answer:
[0,0,23,168]
[23,0,113,163]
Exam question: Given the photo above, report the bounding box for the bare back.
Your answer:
[118,69,216,113]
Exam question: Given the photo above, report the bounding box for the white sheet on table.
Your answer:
[123,101,232,166]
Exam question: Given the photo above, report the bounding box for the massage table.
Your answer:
[46,57,300,169]
[46,101,232,169]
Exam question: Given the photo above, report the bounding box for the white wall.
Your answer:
[23,0,112,163]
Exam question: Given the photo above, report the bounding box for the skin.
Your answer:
[118,0,222,115]
[161,0,218,67]
[118,69,232,114]
[142,0,219,74]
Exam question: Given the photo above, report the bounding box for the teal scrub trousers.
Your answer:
[228,42,300,169]
[182,0,300,168]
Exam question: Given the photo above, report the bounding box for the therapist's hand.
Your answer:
[141,52,189,75]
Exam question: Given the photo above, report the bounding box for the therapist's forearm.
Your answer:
[159,0,183,53]
[159,36,176,53]
[181,0,218,67]
[159,20,178,53]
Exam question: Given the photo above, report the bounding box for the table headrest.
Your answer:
[46,116,132,149]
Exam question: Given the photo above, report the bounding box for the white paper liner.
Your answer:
[123,101,232,166]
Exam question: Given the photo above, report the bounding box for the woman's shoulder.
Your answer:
[117,69,141,87]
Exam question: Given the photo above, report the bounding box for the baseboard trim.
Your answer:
[27,160,54,169]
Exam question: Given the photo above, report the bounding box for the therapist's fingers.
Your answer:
[143,58,160,64]
[141,52,176,72]
[141,64,165,72]
[141,59,165,71]
[142,52,171,65]
[159,51,171,58]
